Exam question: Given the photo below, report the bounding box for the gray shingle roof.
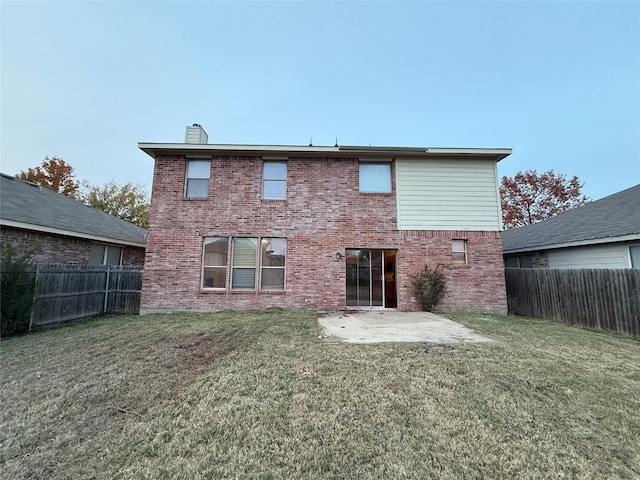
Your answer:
[0,174,146,245]
[502,184,640,253]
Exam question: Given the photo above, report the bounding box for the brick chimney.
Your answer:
[184,124,208,144]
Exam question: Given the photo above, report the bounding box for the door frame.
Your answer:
[345,248,397,309]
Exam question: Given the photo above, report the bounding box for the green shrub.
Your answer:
[1,244,37,337]
[411,265,446,312]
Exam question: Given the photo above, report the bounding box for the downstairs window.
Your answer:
[202,236,286,290]
[89,244,123,265]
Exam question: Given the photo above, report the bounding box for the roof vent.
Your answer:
[185,124,208,144]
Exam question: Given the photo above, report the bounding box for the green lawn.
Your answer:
[1,310,639,479]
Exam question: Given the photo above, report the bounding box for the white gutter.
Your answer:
[427,147,512,157]
[138,143,341,155]
[138,143,512,161]
[0,219,146,248]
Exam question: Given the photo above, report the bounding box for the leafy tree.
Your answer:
[16,156,80,198]
[500,170,590,229]
[16,157,150,229]
[81,180,150,229]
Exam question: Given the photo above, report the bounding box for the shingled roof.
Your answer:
[0,173,146,246]
[502,184,640,254]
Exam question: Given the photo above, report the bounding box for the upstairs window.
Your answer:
[263,161,287,199]
[359,162,391,193]
[452,240,467,265]
[185,159,210,198]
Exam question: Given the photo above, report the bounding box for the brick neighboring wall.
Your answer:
[532,252,549,268]
[142,155,507,314]
[0,226,145,266]
[122,246,146,266]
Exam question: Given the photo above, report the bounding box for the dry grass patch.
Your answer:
[1,309,639,479]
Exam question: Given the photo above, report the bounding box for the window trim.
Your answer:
[359,161,392,193]
[504,254,533,268]
[201,236,287,291]
[262,159,287,200]
[231,237,258,290]
[452,239,468,265]
[629,245,640,269]
[201,237,229,290]
[89,243,123,266]
[260,238,286,290]
[504,256,519,268]
[185,158,211,199]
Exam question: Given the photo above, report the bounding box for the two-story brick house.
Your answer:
[139,125,510,314]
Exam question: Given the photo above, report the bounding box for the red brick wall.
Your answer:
[122,245,146,266]
[142,155,507,314]
[0,226,145,266]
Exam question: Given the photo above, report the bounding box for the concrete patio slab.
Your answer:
[318,310,493,344]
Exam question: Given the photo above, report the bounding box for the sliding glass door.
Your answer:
[346,249,396,308]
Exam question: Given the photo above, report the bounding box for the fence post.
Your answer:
[103,266,111,314]
[28,264,40,332]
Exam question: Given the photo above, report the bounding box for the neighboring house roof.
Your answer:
[0,173,146,247]
[502,184,640,254]
[138,142,512,162]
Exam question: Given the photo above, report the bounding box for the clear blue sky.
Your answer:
[1,1,639,201]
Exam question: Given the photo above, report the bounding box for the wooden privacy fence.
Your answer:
[505,268,640,336]
[30,264,143,328]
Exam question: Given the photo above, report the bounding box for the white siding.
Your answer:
[395,158,501,230]
[184,125,208,144]
[548,244,632,269]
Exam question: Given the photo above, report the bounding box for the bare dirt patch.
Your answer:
[108,329,248,417]
[172,329,245,367]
